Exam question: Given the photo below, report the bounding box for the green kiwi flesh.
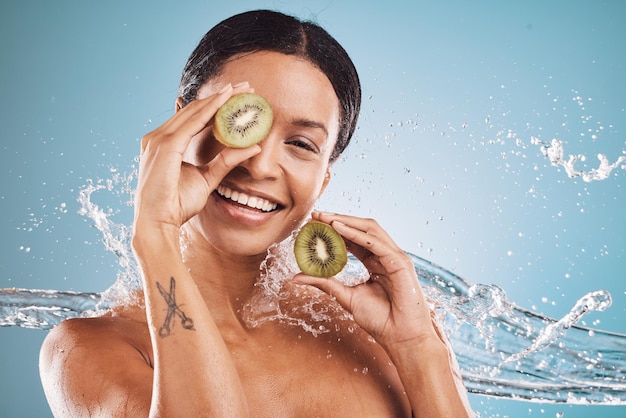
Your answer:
[294,221,348,278]
[214,93,273,148]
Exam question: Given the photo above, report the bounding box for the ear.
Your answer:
[175,97,184,112]
[318,168,332,198]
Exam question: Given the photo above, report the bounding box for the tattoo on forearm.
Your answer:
[156,277,195,337]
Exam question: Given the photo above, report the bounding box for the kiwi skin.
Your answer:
[294,221,348,278]
[214,93,273,148]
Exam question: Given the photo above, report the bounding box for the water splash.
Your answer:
[500,290,612,365]
[407,256,625,405]
[240,231,364,337]
[0,288,104,330]
[1,172,137,329]
[76,170,142,306]
[1,172,625,405]
[532,137,626,182]
[1,251,623,404]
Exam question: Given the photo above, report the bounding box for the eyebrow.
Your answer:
[291,118,329,138]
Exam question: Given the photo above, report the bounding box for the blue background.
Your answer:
[1,1,624,416]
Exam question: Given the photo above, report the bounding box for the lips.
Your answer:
[216,185,279,212]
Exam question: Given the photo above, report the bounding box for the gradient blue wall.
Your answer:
[1,1,624,416]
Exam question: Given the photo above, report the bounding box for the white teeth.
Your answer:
[236,193,248,205]
[216,185,278,212]
[220,187,232,199]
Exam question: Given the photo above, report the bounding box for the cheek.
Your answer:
[291,170,326,205]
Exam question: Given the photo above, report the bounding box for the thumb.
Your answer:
[292,273,353,310]
[203,145,261,191]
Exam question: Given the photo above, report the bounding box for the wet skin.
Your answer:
[39,51,472,417]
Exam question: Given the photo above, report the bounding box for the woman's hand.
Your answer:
[134,82,261,231]
[293,211,440,351]
[130,85,257,418]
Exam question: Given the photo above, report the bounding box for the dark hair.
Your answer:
[178,9,361,162]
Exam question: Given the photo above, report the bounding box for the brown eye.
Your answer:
[288,138,317,153]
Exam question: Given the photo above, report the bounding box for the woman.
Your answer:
[40,10,473,417]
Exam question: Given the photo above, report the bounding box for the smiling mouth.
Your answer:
[216,185,279,212]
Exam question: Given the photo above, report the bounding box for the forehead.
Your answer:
[198,51,340,143]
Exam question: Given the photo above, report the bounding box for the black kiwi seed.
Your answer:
[294,221,348,278]
[214,93,273,148]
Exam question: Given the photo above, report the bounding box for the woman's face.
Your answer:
[184,51,340,259]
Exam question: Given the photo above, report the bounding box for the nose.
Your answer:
[239,135,281,180]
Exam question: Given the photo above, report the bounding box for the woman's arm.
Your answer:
[133,226,250,417]
[132,82,262,417]
[40,82,262,417]
[293,212,474,417]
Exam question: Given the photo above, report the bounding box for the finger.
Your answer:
[231,81,254,95]
[313,212,400,253]
[310,213,384,259]
[292,273,355,308]
[331,220,425,298]
[325,218,413,277]
[203,145,262,191]
[330,220,398,264]
[313,212,392,238]
[167,81,253,142]
[311,212,426,297]
[141,83,239,154]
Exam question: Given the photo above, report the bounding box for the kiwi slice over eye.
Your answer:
[214,93,273,148]
[294,221,348,278]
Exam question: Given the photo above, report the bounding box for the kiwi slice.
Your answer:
[294,221,348,278]
[214,93,273,148]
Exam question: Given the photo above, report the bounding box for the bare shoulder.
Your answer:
[40,307,153,417]
[41,308,152,367]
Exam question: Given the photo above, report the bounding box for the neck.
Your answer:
[180,225,267,325]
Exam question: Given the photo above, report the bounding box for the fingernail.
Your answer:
[332,221,346,228]
[219,84,233,94]
[233,81,249,89]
